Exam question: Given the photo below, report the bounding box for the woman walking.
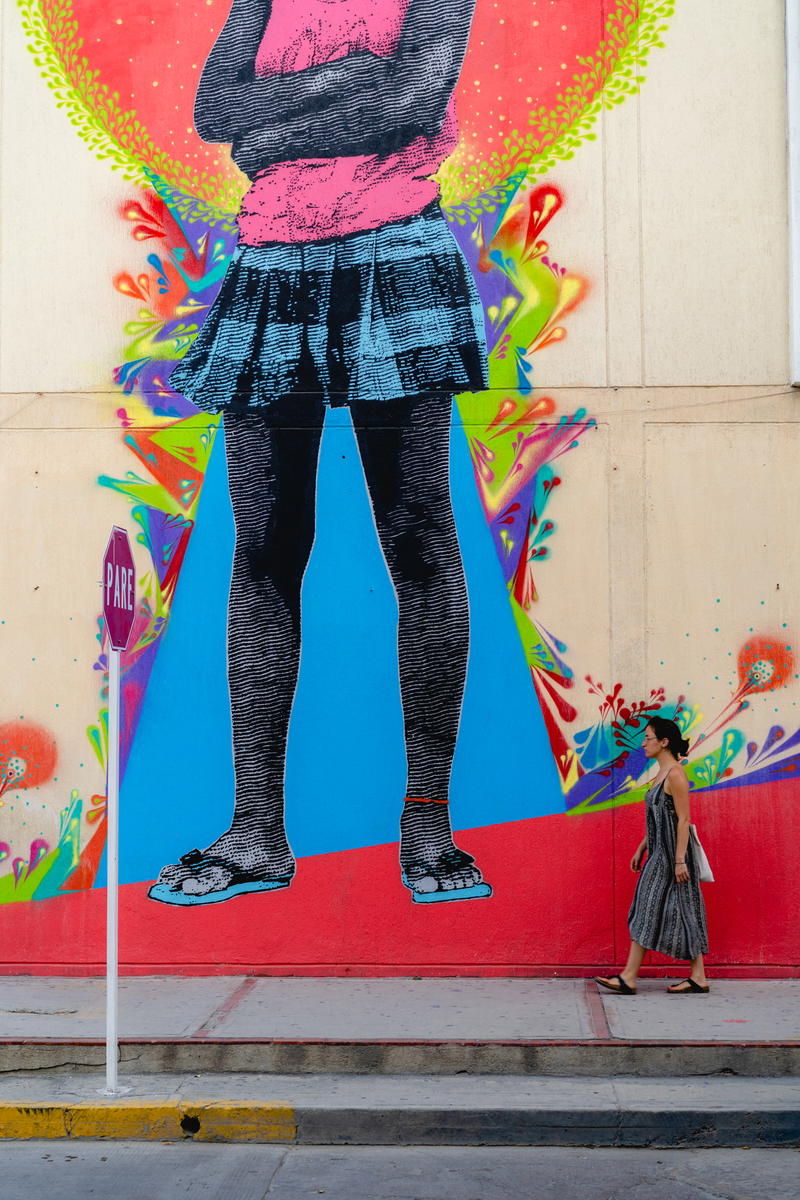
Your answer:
[594,717,710,995]
[148,0,493,907]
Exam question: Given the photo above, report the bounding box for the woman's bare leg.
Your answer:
[667,954,708,991]
[689,954,708,985]
[596,942,646,991]
[620,941,647,988]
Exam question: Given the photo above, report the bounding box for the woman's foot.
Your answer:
[150,826,296,905]
[667,977,710,994]
[594,974,637,995]
[399,800,492,902]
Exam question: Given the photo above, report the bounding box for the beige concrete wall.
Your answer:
[526,0,797,754]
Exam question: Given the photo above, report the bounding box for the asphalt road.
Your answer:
[2,1144,799,1199]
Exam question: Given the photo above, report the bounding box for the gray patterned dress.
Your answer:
[628,778,709,960]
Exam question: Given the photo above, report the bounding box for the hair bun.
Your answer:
[679,737,690,757]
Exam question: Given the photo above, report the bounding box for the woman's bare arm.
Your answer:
[195,0,477,167]
[630,837,647,872]
[668,766,692,883]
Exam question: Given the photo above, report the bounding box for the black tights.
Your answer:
[221,392,470,872]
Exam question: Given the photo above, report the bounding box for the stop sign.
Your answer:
[103,527,136,651]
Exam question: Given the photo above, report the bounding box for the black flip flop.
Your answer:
[401,848,492,903]
[593,974,637,995]
[148,849,292,907]
[667,978,710,995]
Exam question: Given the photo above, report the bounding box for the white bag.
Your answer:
[690,824,714,882]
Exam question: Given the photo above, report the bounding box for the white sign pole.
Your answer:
[105,645,121,1095]
[99,526,135,1097]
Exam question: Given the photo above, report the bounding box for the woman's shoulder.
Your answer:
[662,761,688,795]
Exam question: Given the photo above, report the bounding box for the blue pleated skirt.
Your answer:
[169,203,488,412]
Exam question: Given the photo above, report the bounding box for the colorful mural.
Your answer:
[1,0,798,975]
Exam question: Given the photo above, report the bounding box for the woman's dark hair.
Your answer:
[647,716,690,760]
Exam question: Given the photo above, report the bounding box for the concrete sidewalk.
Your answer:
[0,978,798,1146]
[2,976,798,1041]
[1,976,798,1076]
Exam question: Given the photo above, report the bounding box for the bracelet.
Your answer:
[675,861,686,866]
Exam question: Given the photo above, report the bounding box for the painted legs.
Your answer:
[352,394,488,899]
[150,399,323,904]
[151,394,489,905]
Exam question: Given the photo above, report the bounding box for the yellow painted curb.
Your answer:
[67,1102,185,1141]
[0,1101,296,1142]
[188,1102,296,1143]
[0,1106,67,1139]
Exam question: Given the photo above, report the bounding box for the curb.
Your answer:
[0,1101,295,1142]
[1,1101,798,1146]
[2,1040,800,1077]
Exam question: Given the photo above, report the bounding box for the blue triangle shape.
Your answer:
[119,409,563,885]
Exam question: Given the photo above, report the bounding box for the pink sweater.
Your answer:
[236,0,456,244]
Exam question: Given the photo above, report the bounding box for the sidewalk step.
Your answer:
[2,1038,800,1077]
[0,1074,798,1147]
